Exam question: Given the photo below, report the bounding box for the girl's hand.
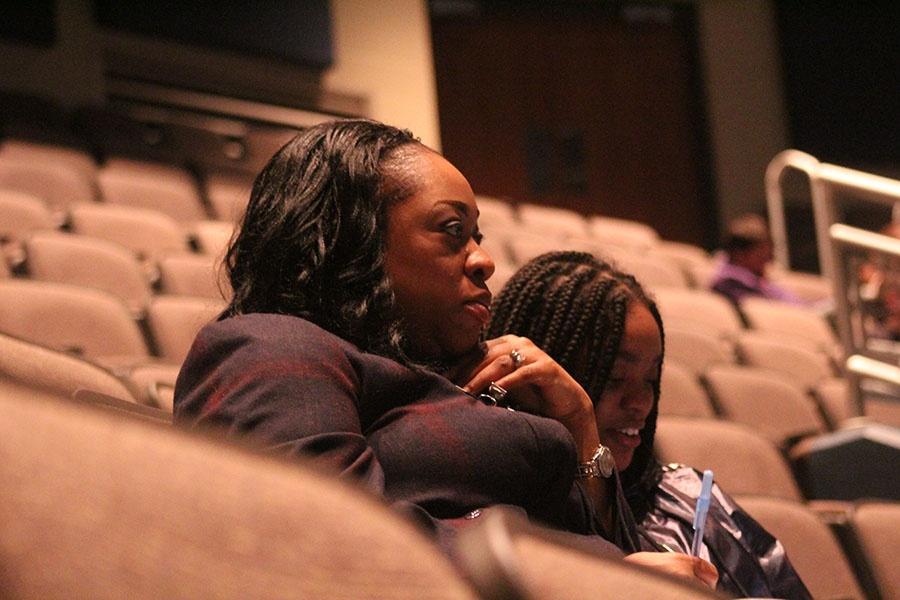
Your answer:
[625,552,719,589]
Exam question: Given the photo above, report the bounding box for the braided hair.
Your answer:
[487,251,665,518]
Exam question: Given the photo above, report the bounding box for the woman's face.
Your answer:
[383,149,495,361]
[594,302,662,471]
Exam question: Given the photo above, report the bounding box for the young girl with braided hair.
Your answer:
[488,251,811,599]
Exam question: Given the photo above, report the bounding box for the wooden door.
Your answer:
[431,3,716,246]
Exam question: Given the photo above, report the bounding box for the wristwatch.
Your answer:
[576,444,615,479]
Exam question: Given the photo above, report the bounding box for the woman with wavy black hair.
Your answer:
[175,119,716,587]
[488,251,811,598]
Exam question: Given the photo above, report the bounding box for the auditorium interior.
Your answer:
[0,1,898,598]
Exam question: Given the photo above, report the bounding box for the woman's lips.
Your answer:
[464,301,491,325]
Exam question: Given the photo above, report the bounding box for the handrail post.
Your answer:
[764,150,820,270]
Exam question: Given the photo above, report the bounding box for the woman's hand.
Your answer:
[624,552,719,589]
[461,335,594,431]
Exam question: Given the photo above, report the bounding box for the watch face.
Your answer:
[598,446,615,478]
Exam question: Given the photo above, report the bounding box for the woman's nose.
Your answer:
[466,240,495,283]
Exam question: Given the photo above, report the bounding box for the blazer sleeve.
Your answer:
[174,316,385,494]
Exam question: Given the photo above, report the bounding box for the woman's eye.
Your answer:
[473,229,484,244]
[443,221,464,239]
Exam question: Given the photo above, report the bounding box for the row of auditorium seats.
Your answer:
[3,138,897,432]
[1,336,896,600]
[0,138,254,222]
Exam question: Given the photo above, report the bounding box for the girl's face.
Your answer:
[383,149,495,361]
[593,302,662,471]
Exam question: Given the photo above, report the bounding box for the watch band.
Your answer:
[576,444,615,479]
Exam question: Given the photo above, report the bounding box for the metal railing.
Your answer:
[765,150,900,414]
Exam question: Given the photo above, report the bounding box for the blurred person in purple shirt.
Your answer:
[709,213,803,306]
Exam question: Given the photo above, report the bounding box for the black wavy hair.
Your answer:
[486,251,665,518]
[222,119,424,362]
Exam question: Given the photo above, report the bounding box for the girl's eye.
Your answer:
[473,229,484,244]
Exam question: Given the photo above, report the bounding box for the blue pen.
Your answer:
[690,469,714,557]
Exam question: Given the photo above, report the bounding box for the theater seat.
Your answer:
[703,365,827,447]
[654,288,744,340]
[158,253,230,300]
[736,496,865,600]
[0,188,57,243]
[147,296,226,363]
[654,416,803,501]
[0,389,477,599]
[69,203,190,261]
[739,297,840,356]
[25,231,153,316]
[659,362,716,418]
[204,170,253,222]
[98,157,207,222]
[455,508,721,600]
[0,280,150,365]
[848,501,900,600]
[518,203,589,238]
[588,215,659,251]
[664,325,735,376]
[0,331,137,404]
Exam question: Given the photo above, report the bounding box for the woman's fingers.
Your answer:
[461,336,526,393]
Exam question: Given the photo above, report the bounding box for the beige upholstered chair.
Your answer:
[736,496,865,600]
[588,215,659,251]
[613,253,690,290]
[517,203,589,238]
[0,331,137,403]
[0,149,96,211]
[98,157,207,222]
[703,365,827,447]
[25,231,153,315]
[0,188,57,242]
[665,325,735,376]
[0,138,98,183]
[849,501,900,600]
[506,229,573,266]
[455,508,724,600]
[740,296,840,355]
[652,240,712,274]
[654,288,744,340]
[734,330,834,390]
[158,253,230,300]
[122,362,182,411]
[0,390,478,600]
[659,361,716,418]
[654,416,803,501]
[0,279,150,365]
[205,170,253,222]
[474,194,518,228]
[810,376,858,427]
[191,219,235,258]
[147,295,226,363]
[69,203,190,261]
[767,267,833,304]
